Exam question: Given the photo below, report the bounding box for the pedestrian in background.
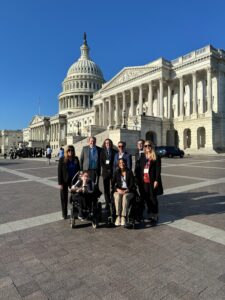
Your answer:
[46,146,52,165]
[58,145,80,219]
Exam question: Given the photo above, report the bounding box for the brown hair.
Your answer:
[144,140,156,161]
[64,145,76,162]
[102,138,113,149]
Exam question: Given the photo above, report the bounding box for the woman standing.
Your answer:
[58,145,80,219]
[100,138,117,216]
[112,158,136,226]
[135,140,163,225]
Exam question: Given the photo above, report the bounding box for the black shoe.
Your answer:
[150,216,158,226]
[63,215,68,220]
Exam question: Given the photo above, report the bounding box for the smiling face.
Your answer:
[118,143,125,153]
[137,141,144,150]
[89,137,96,148]
[144,143,152,153]
[118,159,126,170]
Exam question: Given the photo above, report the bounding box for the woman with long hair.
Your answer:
[58,145,80,219]
[112,158,136,226]
[100,138,117,216]
[135,140,163,225]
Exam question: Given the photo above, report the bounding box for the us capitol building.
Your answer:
[22,34,225,155]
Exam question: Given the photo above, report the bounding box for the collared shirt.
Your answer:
[89,146,98,169]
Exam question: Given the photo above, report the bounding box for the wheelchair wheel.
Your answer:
[70,207,76,228]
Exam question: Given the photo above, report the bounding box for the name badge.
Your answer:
[144,168,149,174]
[106,160,110,164]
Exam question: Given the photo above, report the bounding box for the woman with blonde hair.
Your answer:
[58,145,80,219]
[135,140,163,225]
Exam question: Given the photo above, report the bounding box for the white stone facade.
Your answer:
[22,42,225,155]
[93,45,225,152]
[0,130,23,154]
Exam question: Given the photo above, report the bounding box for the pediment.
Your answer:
[102,66,155,90]
[29,115,44,125]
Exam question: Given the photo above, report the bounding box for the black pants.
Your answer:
[60,184,69,218]
[142,183,158,215]
[88,169,99,187]
[103,176,112,214]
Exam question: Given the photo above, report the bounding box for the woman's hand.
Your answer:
[117,188,124,195]
[154,181,159,189]
[59,185,63,190]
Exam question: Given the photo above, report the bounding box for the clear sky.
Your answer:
[0,0,225,130]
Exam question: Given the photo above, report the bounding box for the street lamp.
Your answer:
[76,121,80,136]
[122,110,126,129]
[133,117,138,130]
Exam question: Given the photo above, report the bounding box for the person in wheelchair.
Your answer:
[112,158,136,227]
[71,171,95,221]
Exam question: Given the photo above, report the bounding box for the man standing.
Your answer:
[80,136,101,186]
[46,146,52,165]
[135,139,145,165]
[113,141,132,173]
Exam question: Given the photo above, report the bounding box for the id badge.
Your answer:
[144,168,149,174]
[106,160,110,164]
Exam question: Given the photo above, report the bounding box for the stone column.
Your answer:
[207,67,212,113]
[167,83,171,119]
[139,86,143,115]
[83,95,86,108]
[192,72,197,115]
[94,106,97,125]
[179,76,184,116]
[115,94,119,127]
[130,89,134,117]
[148,81,153,116]
[159,79,164,117]
[98,105,102,126]
[122,91,126,111]
[108,97,113,129]
[102,99,106,127]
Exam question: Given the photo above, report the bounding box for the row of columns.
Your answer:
[60,95,92,111]
[30,126,46,141]
[95,68,213,128]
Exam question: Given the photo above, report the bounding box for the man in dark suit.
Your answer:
[80,136,102,186]
[135,139,145,164]
[113,141,132,173]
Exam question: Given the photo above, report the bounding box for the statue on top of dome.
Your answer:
[83,32,87,46]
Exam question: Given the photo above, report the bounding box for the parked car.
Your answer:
[155,146,185,158]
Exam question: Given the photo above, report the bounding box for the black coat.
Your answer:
[100,148,117,179]
[112,169,136,193]
[58,156,80,186]
[135,155,163,196]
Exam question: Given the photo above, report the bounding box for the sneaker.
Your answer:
[121,216,126,226]
[78,216,85,221]
[115,216,121,226]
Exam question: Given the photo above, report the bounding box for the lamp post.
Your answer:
[76,121,80,136]
[122,110,126,129]
[133,117,138,130]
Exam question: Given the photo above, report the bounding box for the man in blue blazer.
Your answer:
[80,136,102,186]
[113,141,132,173]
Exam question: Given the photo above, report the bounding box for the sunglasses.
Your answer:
[144,144,152,148]
[118,145,124,148]
[68,149,74,152]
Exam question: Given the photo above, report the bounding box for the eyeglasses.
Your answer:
[118,145,124,148]
[144,145,152,148]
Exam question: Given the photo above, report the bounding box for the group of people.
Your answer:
[57,136,163,226]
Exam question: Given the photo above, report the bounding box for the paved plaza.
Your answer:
[0,155,225,299]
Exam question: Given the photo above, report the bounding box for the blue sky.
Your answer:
[0,0,225,129]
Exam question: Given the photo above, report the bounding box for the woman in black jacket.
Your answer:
[135,140,163,225]
[112,158,136,227]
[58,145,80,219]
[100,138,117,216]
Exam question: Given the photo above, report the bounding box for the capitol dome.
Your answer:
[58,33,105,114]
